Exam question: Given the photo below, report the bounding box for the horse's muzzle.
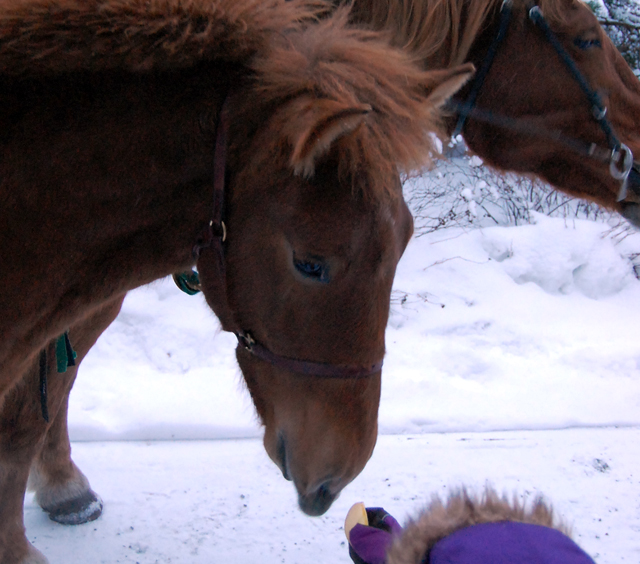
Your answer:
[298,482,338,517]
[616,161,640,228]
[275,433,340,515]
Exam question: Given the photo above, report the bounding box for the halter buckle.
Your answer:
[238,331,255,352]
[592,105,607,121]
[528,6,543,22]
[611,143,633,201]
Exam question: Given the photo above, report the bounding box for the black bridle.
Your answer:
[176,98,383,380]
[448,0,638,203]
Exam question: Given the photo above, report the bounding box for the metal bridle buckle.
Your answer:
[528,5,542,22]
[209,220,227,242]
[592,105,608,121]
[611,143,634,201]
[238,331,255,352]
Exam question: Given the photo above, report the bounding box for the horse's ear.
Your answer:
[287,98,372,178]
[423,63,475,108]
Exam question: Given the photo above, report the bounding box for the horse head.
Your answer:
[456,0,640,226]
[198,13,474,515]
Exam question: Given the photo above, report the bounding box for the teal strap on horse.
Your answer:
[39,331,77,422]
[56,331,77,373]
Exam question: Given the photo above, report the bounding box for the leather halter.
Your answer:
[448,0,639,203]
[183,97,383,379]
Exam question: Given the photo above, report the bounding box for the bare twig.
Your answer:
[423,256,490,270]
[599,18,640,30]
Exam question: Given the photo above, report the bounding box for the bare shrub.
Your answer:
[404,140,615,235]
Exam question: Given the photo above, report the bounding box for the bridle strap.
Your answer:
[452,0,513,138]
[186,97,383,379]
[528,6,619,148]
[527,5,634,200]
[448,1,636,202]
[236,331,383,379]
[448,100,616,164]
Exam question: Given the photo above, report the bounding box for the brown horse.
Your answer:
[9,0,640,557]
[0,0,475,561]
[347,0,640,225]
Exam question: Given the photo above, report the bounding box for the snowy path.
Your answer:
[26,428,640,563]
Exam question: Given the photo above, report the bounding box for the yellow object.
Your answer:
[344,502,369,541]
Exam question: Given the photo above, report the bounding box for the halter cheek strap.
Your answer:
[449,0,637,203]
[452,0,513,138]
[179,97,383,380]
[527,5,634,200]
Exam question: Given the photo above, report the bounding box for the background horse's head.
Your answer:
[198,13,473,515]
[457,0,640,226]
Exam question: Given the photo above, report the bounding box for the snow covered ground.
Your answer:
[23,165,640,562]
[25,429,640,564]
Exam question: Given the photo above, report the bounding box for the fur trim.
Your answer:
[0,0,323,75]
[386,488,572,564]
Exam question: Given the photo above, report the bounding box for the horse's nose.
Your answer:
[298,481,338,516]
[276,433,293,481]
[275,433,340,515]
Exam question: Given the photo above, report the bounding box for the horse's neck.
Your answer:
[0,67,226,371]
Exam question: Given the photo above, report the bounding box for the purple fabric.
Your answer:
[349,510,403,564]
[430,522,596,564]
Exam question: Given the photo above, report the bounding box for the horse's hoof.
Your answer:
[44,489,103,525]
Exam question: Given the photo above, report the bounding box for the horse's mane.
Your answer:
[347,0,583,67]
[0,0,323,75]
[232,10,467,200]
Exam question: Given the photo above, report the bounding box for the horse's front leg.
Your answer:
[0,294,125,564]
[27,362,101,525]
[28,294,125,525]
[0,447,47,564]
[0,346,61,564]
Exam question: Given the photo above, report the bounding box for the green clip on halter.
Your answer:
[173,270,202,295]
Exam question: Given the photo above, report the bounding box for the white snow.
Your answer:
[22,165,640,563]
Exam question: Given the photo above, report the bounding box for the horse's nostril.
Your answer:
[298,481,338,516]
[276,434,291,482]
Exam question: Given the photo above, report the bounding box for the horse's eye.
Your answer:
[574,37,601,50]
[294,258,329,283]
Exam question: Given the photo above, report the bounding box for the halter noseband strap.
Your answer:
[180,97,383,380]
[449,0,636,203]
[237,331,384,379]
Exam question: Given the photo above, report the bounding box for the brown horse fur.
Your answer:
[0,1,475,561]
[5,1,640,556]
[344,0,640,223]
[0,0,325,74]
[14,0,640,558]
[0,0,472,400]
[386,488,572,564]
